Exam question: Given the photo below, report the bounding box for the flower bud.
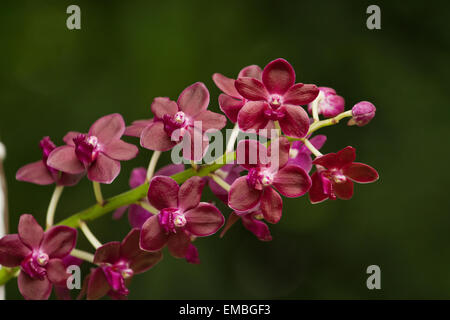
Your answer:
[348,101,376,127]
[308,87,345,118]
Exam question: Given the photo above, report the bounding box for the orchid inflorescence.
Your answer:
[0,58,378,300]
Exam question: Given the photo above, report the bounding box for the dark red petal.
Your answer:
[47,146,85,175]
[238,65,262,80]
[218,94,244,123]
[147,176,179,210]
[235,77,269,101]
[241,215,272,241]
[87,268,110,300]
[262,58,295,95]
[18,214,44,249]
[94,242,121,264]
[237,101,270,132]
[273,164,312,197]
[236,138,269,170]
[46,258,68,286]
[184,203,224,236]
[58,172,84,187]
[0,234,30,267]
[308,172,329,204]
[177,82,210,118]
[41,226,77,259]
[278,104,310,139]
[194,110,227,131]
[337,146,356,166]
[151,97,178,119]
[212,73,241,98]
[228,176,262,212]
[89,113,125,145]
[178,176,205,212]
[167,232,190,258]
[312,153,340,169]
[260,187,282,224]
[269,136,291,169]
[140,121,176,151]
[343,163,379,183]
[333,180,354,200]
[283,83,319,105]
[18,271,52,300]
[140,215,169,252]
[87,153,121,184]
[103,140,138,161]
[16,161,54,185]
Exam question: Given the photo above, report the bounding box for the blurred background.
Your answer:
[1,0,449,299]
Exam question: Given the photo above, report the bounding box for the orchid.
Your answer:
[288,135,327,173]
[307,87,345,118]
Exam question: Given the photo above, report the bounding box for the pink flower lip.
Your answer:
[74,134,101,165]
[158,208,187,234]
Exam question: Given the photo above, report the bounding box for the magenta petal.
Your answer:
[237,101,270,132]
[151,97,178,119]
[291,152,313,173]
[94,242,121,264]
[228,176,262,212]
[283,83,319,105]
[278,104,310,138]
[154,164,185,177]
[308,135,327,152]
[236,139,269,170]
[147,176,179,210]
[260,188,282,224]
[41,226,77,259]
[241,215,272,241]
[178,176,205,212]
[16,161,54,185]
[177,82,210,118]
[113,206,128,220]
[58,172,84,187]
[140,121,176,151]
[185,203,224,236]
[47,145,85,175]
[167,232,191,258]
[128,204,152,229]
[271,136,291,169]
[87,268,110,300]
[46,258,68,286]
[185,243,200,264]
[212,73,241,98]
[87,153,120,184]
[18,271,52,300]
[343,163,379,183]
[238,65,262,80]
[333,180,354,200]
[18,214,44,249]
[0,234,30,267]
[63,131,83,146]
[273,164,312,197]
[103,140,138,161]
[262,58,295,95]
[140,215,169,252]
[218,94,244,123]
[89,113,125,145]
[235,77,269,101]
[124,119,153,138]
[194,110,227,131]
[309,172,329,204]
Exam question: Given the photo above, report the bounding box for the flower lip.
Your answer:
[158,208,186,234]
[269,94,283,108]
[36,252,49,266]
[21,251,48,279]
[247,168,274,190]
[73,134,101,165]
[162,112,189,138]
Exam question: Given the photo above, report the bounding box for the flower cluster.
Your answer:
[0,58,378,299]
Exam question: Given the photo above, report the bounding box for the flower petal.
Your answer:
[241,214,272,241]
[235,77,269,101]
[139,215,169,252]
[154,164,185,177]
[260,187,282,224]
[283,83,319,105]
[193,110,227,132]
[151,97,178,119]
[128,204,152,229]
[0,234,30,267]
[177,82,210,117]
[342,163,379,183]
[212,73,240,98]
[178,176,205,212]
[147,176,179,210]
[140,121,176,151]
[307,135,327,153]
[218,94,244,123]
[184,202,224,236]
[103,140,138,161]
[278,104,310,138]
[16,161,54,185]
[128,167,147,188]
[46,258,68,285]
[185,243,200,264]
[236,139,270,170]
[58,172,84,187]
[63,131,83,146]
[94,242,121,265]
[337,146,356,166]
[262,58,295,95]
[290,152,313,173]
[333,180,354,200]
[238,65,262,80]
[47,146,85,175]
[308,172,329,204]
[124,119,153,138]
[273,164,312,197]
[312,153,339,169]
[270,136,291,169]
[167,232,191,259]
[41,226,77,259]
[228,176,262,212]
[237,101,270,133]
[89,113,125,144]
[18,271,52,300]
[87,268,110,300]
[18,214,44,249]
[87,153,120,184]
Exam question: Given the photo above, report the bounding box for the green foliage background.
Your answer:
[1,0,449,299]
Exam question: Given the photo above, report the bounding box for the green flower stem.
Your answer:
[92,182,104,205]
[70,248,95,264]
[208,173,231,192]
[308,110,353,133]
[45,185,64,230]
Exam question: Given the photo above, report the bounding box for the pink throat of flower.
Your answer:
[74,134,101,165]
[264,97,285,121]
[162,111,188,140]
[102,260,133,296]
[246,168,274,190]
[158,208,187,234]
[21,251,49,279]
